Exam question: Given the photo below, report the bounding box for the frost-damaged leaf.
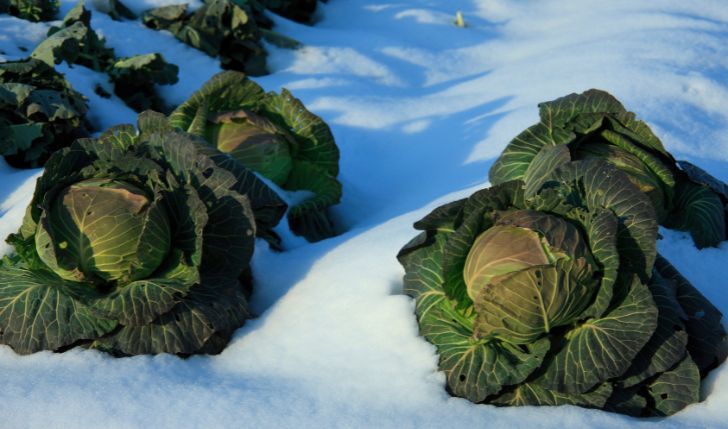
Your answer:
[654,255,728,374]
[0,266,116,354]
[647,356,700,417]
[678,160,728,198]
[535,276,658,393]
[492,382,613,408]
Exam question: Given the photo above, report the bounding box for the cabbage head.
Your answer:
[0,111,285,355]
[170,71,342,242]
[398,159,727,416]
[489,89,728,248]
[0,58,89,168]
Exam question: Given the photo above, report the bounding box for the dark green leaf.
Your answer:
[93,275,249,355]
[523,144,571,198]
[535,276,658,393]
[619,269,688,388]
[0,266,116,354]
[668,181,726,249]
[654,255,727,374]
[491,382,613,408]
[647,356,700,416]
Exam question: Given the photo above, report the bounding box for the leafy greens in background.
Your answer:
[0,110,286,355]
[0,58,89,168]
[142,0,267,75]
[170,71,342,243]
[31,0,179,113]
[398,158,727,416]
[142,0,314,75]
[0,0,58,21]
[489,89,728,248]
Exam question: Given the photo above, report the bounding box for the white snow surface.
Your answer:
[1,0,728,427]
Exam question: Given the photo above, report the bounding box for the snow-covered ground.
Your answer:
[1,1,728,427]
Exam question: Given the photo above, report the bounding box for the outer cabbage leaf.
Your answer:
[647,356,700,416]
[666,181,726,249]
[0,266,116,354]
[490,88,727,248]
[492,382,613,408]
[534,276,658,394]
[654,255,728,374]
[618,270,688,388]
[91,275,249,355]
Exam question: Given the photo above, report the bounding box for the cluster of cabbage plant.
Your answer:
[0,58,89,168]
[142,0,314,75]
[0,0,58,21]
[490,89,728,248]
[32,1,179,113]
[142,0,268,75]
[398,158,727,416]
[0,111,286,355]
[170,71,342,242]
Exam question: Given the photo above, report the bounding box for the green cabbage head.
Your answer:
[489,89,728,248]
[398,159,727,416]
[170,71,342,242]
[0,111,285,356]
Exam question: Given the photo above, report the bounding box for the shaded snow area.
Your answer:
[2,1,728,427]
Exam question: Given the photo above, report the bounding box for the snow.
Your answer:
[1,1,728,428]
